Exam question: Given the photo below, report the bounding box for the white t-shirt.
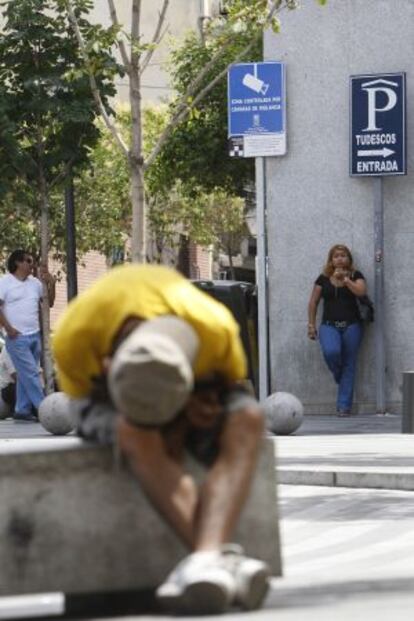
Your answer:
[0,274,43,335]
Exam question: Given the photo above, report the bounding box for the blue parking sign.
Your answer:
[350,73,406,176]
[228,62,286,158]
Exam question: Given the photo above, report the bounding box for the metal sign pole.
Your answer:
[227,61,285,401]
[256,156,269,401]
[373,176,386,413]
[350,72,406,415]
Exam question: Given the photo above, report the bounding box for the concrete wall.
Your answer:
[0,439,281,595]
[264,0,414,414]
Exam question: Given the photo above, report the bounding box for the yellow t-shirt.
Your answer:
[53,264,247,398]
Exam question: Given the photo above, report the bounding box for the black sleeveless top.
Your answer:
[315,271,364,323]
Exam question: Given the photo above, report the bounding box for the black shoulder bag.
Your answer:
[356,295,374,323]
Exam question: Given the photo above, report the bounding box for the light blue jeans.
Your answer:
[318,323,363,411]
[6,332,44,415]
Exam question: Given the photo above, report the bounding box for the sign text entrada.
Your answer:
[350,73,406,176]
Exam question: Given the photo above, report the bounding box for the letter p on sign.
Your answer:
[362,79,399,132]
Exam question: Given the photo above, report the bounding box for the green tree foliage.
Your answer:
[142,106,243,264]
[145,180,247,271]
[0,0,119,257]
[144,34,259,200]
[0,0,120,389]
[141,27,257,266]
[144,1,327,263]
[64,0,327,262]
[73,112,131,259]
[61,0,328,266]
[145,0,327,198]
[183,188,247,279]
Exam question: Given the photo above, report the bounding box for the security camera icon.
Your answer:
[242,73,269,95]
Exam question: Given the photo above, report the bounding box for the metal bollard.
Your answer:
[402,372,414,433]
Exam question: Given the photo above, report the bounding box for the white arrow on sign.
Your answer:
[357,147,395,158]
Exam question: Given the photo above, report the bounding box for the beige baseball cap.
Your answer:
[108,316,199,426]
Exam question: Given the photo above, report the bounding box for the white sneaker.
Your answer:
[156,550,236,615]
[221,544,270,610]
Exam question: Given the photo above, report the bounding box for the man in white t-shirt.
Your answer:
[0,249,54,422]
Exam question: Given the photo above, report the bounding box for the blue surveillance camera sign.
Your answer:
[350,73,406,176]
[228,62,286,158]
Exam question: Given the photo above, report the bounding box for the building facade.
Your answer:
[264,0,414,413]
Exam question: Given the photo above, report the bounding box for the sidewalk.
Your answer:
[1,416,414,620]
[275,413,414,491]
[2,414,414,492]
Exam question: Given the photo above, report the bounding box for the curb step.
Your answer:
[278,468,414,491]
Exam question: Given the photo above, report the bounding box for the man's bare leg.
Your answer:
[117,404,263,551]
[117,404,267,612]
[193,404,264,550]
[116,417,198,548]
[190,405,269,610]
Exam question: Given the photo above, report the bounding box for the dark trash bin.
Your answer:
[193,280,259,394]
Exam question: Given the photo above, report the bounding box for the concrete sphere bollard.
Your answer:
[0,394,11,420]
[39,392,75,436]
[263,391,304,435]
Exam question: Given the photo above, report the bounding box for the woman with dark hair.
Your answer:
[307,244,367,416]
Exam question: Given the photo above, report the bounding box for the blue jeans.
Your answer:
[318,323,363,411]
[6,332,44,415]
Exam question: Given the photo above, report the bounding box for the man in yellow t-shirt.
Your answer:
[53,264,268,615]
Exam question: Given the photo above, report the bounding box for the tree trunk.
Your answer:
[38,165,54,395]
[129,0,146,263]
[228,243,236,280]
[130,157,146,263]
